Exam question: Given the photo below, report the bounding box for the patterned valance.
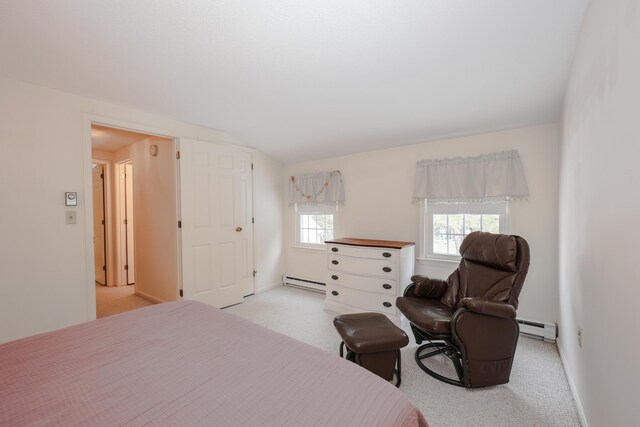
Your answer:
[413,150,529,204]
[289,170,344,205]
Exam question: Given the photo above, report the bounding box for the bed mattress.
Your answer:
[1,300,427,426]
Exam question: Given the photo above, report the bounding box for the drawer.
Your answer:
[326,285,397,315]
[328,255,397,279]
[326,270,397,296]
[326,244,397,261]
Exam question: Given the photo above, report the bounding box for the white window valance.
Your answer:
[289,170,344,206]
[413,150,529,204]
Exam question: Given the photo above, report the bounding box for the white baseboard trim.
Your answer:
[134,289,168,304]
[323,299,401,326]
[557,339,588,427]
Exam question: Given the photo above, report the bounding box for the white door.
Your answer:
[92,164,106,285]
[179,139,254,308]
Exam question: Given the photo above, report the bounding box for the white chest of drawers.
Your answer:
[323,238,415,321]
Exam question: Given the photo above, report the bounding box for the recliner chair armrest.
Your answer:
[410,275,448,299]
[403,283,418,297]
[459,298,516,319]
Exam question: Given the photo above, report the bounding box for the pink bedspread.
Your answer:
[1,301,427,427]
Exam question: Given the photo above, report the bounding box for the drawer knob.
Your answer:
[331,247,339,252]
[382,284,392,290]
[383,267,392,273]
[383,302,392,308]
[382,252,391,258]
[332,291,339,296]
[331,275,339,280]
[331,260,339,265]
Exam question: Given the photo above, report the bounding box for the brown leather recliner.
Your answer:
[396,231,530,388]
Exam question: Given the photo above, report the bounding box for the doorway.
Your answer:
[84,118,257,320]
[90,123,178,318]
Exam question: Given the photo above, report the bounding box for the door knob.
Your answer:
[235,226,243,232]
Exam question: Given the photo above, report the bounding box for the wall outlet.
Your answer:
[577,327,583,348]
[65,210,77,224]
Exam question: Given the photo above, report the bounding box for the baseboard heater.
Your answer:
[282,275,326,293]
[517,318,557,341]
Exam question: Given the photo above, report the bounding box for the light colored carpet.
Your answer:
[225,286,581,427]
[95,284,155,318]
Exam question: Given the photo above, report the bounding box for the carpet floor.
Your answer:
[225,286,581,427]
[95,283,155,319]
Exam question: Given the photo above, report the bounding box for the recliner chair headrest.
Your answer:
[459,231,518,272]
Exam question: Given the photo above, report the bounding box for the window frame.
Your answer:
[294,204,337,249]
[419,200,510,260]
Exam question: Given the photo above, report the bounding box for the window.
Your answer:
[295,205,336,248]
[423,201,508,258]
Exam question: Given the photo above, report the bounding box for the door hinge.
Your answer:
[179,289,183,297]
[124,265,129,270]
[252,217,254,224]
[253,270,257,277]
[124,219,128,225]
[251,163,254,170]
[101,219,105,225]
[103,265,106,271]
[176,151,181,160]
[178,220,182,229]
[100,173,104,179]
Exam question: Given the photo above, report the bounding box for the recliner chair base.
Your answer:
[414,340,466,387]
[409,323,469,387]
[409,315,519,388]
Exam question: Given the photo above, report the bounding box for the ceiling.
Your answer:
[91,125,171,152]
[0,0,588,163]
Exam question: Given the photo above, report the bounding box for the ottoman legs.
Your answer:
[339,341,403,387]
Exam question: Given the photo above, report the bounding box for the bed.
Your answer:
[0,300,427,426]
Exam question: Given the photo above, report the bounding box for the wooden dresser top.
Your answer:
[325,238,415,249]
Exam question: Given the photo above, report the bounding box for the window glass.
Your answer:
[298,213,334,247]
[426,202,506,257]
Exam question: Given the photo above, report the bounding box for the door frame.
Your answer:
[82,115,180,320]
[90,156,116,288]
[90,160,110,285]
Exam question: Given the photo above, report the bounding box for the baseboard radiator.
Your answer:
[517,318,557,341]
[281,276,555,340]
[282,275,326,293]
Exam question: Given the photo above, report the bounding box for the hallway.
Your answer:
[95,284,154,318]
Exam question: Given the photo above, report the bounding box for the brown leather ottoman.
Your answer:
[333,313,409,387]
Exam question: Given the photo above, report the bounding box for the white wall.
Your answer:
[131,137,178,303]
[0,77,283,343]
[284,124,559,323]
[559,1,640,425]
[252,150,286,292]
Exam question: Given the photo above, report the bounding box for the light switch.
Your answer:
[65,210,77,224]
